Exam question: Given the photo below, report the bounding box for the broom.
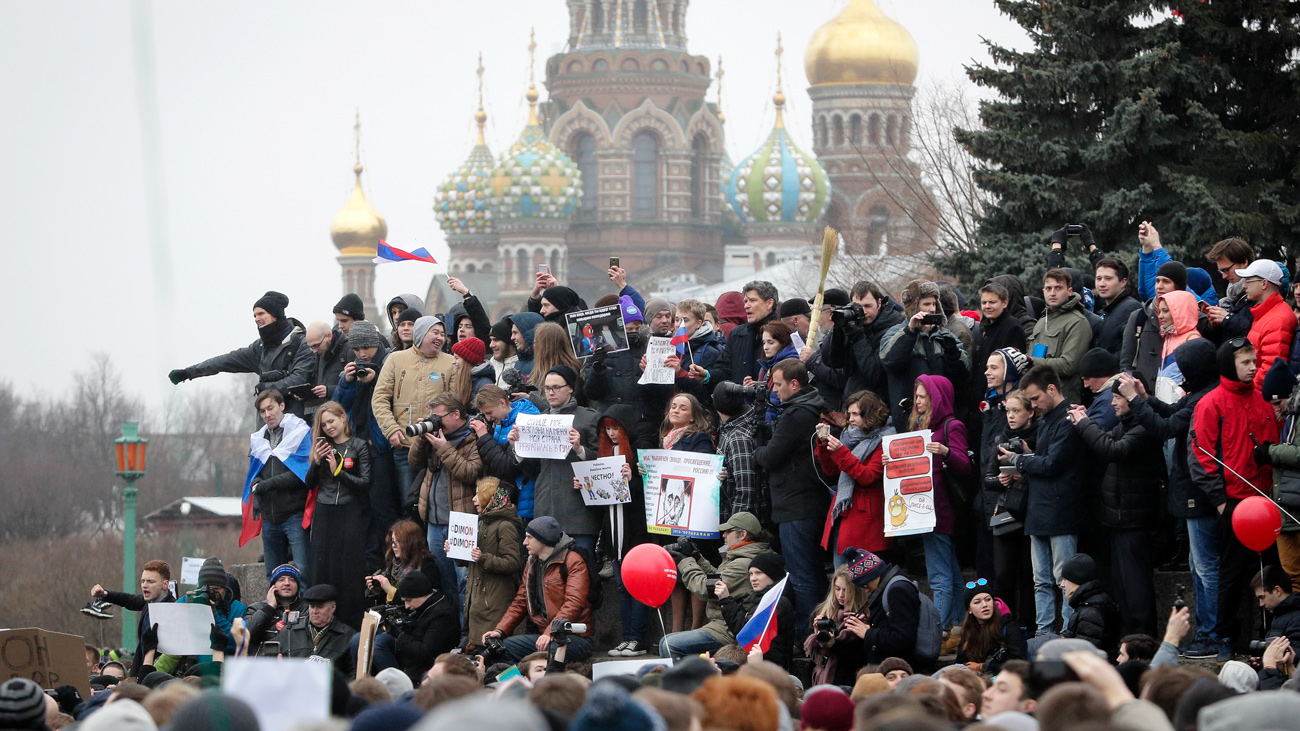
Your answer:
[804,226,839,348]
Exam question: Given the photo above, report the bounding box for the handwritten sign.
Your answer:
[638,337,677,385]
[447,511,479,561]
[639,449,723,539]
[882,430,936,538]
[514,413,576,460]
[0,628,90,701]
[573,456,632,506]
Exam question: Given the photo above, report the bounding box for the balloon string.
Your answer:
[1195,445,1300,523]
[1261,552,1267,639]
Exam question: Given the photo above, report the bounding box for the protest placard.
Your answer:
[638,449,723,539]
[592,658,673,681]
[180,556,205,585]
[514,413,575,459]
[573,456,632,506]
[447,511,479,561]
[150,602,217,655]
[638,336,677,385]
[565,305,628,359]
[355,611,379,680]
[224,656,330,730]
[0,628,90,700]
[881,430,936,537]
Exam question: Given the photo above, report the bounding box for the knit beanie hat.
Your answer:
[412,316,443,349]
[141,670,174,689]
[80,698,157,731]
[1156,261,1189,291]
[197,557,227,589]
[397,571,434,599]
[546,365,578,390]
[842,547,889,587]
[644,298,673,321]
[396,307,424,326]
[375,666,415,699]
[661,657,718,696]
[962,579,993,610]
[877,657,913,677]
[333,293,365,320]
[490,317,514,344]
[541,286,583,314]
[619,296,644,324]
[167,690,260,731]
[779,298,811,318]
[749,552,787,582]
[347,321,385,350]
[569,682,664,731]
[526,516,563,547]
[253,290,289,321]
[351,701,424,731]
[1187,267,1216,300]
[1060,553,1096,584]
[0,678,47,729]
[269,563,301,587]
[452,337,487,366]
[799,686,854,731]
[1116,659,1148,698]
[1262,358,1297,401]
[1078,347,1120,379]
[996,348,1031,385]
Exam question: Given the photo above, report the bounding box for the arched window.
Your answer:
[634,0,648,33]
[817,116,828,149]
[832,116,844,148]
[567,59,584,73]
[869,115,881,147]
[867,206,890,255]
[620,57,641,71]
[573,133,599,219]
[765,251,776,267]
[886,115,897,146]
[516,250,528,287]
[849,115,862,147]
[690,133,708,220]
[632,131,658,219]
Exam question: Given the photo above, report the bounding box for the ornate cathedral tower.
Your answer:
[805,0,935,258]
[331,113,387,325]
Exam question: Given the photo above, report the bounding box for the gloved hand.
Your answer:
[939,335,962,361]
[590,348,608,372]
[141,622,160,655]
[665,549,686,565]
[1255,442,1275,466]
[210,624,229,654]
[168,369,190,385]
[1050,226,1068,249]
[259,369,287,383]
[675,538,701,558]
[1079,223,1096,248]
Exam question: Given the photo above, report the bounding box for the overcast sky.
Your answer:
[0,0,1025,409]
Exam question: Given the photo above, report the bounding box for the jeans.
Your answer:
[615,558,649,642]
[658,629,724,660]
[426,523,464,629]
[922,533,966,628]
[1187,516,1220,639]
[366,449,401,570]
[263,513,310,582]
[501,634,593,663]
[393,447,415,507]
[1029,534,1077,635]
[349,631,398,676]
[779,519,829,636]
[571,534,596,553]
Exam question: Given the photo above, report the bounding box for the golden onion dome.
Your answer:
[330,163,388,254]
[805,0,919,87]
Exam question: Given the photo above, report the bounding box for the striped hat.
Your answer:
[0,678,48,729]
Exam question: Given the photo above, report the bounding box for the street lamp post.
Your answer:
[114,422,148,649]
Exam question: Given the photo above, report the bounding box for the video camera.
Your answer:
[549,618,588,647]
[405,414,444,438]
[375,604,414,634]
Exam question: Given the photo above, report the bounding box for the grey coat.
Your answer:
[188,318,315,415]
[518,398,602,536]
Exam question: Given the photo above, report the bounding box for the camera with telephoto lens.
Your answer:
[831,302,865,328]
[1249,640,1271,655]
[814,617,838,643]
[716,380,766,401]
[354,360,377,378]
[549,618,588,647]
[999,438,1027,455]
[405,414,444,438]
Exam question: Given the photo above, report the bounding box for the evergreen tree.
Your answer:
[943,0,1300,287]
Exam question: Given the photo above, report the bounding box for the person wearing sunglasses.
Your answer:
[954,579,1026,676]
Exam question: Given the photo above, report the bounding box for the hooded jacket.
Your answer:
[496,534,594,639]
[1028,292,1092,403]
[1014,399,1088,536]
[1191,343,1278,505]
[825,296,905,406]
[1075,412,1165,530]
[916,375,971,535]
[464,497,524,649]
[675,539,770,645]
[1062,580,1121,658]
[715,292,747,338]
[1264,591,1300,655]
[446,293,491,346]
[335,342,393,454]
[507,312,544,378]
[754,386,831,523]
[186,317,316,416]
[1158,291,1203,363]
[519,398,601,536]
[370,345,459,448]
[1249,291,1297,391]
[478,396,541,518]
[387,294,426,350]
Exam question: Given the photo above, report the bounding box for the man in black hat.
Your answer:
[168,290,316,416]
[780,298,812,341]
[333,293,365,335]
[273,584,356,673]
[1077,347,1121,431]
[353,571,458,684]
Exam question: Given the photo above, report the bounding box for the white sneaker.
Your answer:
[619,640,647,657]
[609,641,631,657]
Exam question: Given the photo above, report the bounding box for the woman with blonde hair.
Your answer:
[804,567,872,686]
[305,401,372,628]
[528,322,585,402]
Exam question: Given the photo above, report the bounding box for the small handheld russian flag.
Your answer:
[374,239,440,265]
[735,575,789,654]
[670,321,690,356]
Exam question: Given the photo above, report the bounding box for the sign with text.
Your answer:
[638,337,677,385]
[224,657,330,731]
[573,456,633,506]
[565,305,629,359]
[180,556,205,585]
[0,628,90,701]
[514,413,576,460]
[882,430,935,538]
[638,448,723,539]
[447,511,479,561]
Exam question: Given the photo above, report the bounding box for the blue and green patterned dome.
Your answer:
[730,95,830,224]
[435,111,495,234]
[720,149,741,226]
[487,91,582,220]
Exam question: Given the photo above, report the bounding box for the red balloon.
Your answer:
[1232,495,1282,552]
[621,543,678,607]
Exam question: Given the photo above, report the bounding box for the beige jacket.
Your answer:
[370,348,458,447]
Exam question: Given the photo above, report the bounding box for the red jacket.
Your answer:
[1192,376,1278,504]
[816,442,892,553]
[1248,292,1296,391]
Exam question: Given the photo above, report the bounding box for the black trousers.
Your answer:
[993,531,1034,625]
[1109,529,1156,636]
[1214,499,1279,645]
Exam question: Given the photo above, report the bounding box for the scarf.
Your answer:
[258,320,291,349]
[662,426,690,450]
[485,481,512,513]
[832,424,895,519]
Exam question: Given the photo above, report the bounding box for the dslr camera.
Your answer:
[998,438,1027,455]
[353,360,377,379]
[716,380,766,401]
[405,414,444,438]
[831,303,865,329]
[814,617,838,644]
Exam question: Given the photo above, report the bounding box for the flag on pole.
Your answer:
[374,239,439,265]
[735,575,789,653]
[241,413,313,547]
[670,322,690,355]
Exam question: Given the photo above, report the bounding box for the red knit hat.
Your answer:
[452,337,486,365]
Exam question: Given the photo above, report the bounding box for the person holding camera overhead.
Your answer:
[304,401,372,631]
[334,320,400,570]
[658,512,771,659]
[483,516,594,663]
[879,280,971,432]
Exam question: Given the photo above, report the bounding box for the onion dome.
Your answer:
[435,107,495,234]
[805,0,919,87]
[730,88,830,224]
[486,83,582,221]
[330,161,388,254]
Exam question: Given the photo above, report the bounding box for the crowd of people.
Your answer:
[36,222,1300,729]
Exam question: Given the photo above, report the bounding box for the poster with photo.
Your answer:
[572,456,632,506]
[881,430,936,538]
[565,305,629,359]
[638,448,723,539]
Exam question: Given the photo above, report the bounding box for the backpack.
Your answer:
[880,574,942,661]
[558,544,604,612]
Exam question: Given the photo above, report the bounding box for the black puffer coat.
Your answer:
[1062,580,1121,659]
[1074,414,1165,530]
[1265,592,1300,655]
[824,297,905,406]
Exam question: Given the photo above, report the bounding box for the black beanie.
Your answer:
[253,291,289,321]
[963,579,993,610]
[395,307,423,326]
[1217,338,1254,382]
[1262,358,1298,401]
[1078,347,1120,379]
[333,293,365,320]
[1061,553,1097,585]
[546,365,578,390]
[749,552,787,581]
[1156,261,1188,291]
[490,317,513,344]
[397,571,434,599]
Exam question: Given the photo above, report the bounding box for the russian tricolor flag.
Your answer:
[240,412,313,547]
[374,239,439,265]
[736,575,789,654]
[670,322,690,356]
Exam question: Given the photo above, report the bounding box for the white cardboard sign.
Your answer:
[149,602,216,656]
[514,413,576,459]
[447,511,479,561]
